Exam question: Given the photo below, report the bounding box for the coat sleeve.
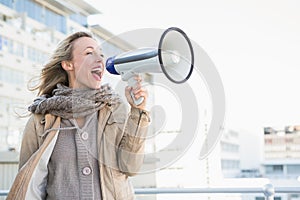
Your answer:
[103,103,150,177]
[18,114,42,170]
[117,106,150,176]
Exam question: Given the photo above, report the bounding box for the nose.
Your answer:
[95,52,104,63]
[94,50,104,62]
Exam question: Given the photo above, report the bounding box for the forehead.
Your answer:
[72,36,101,51]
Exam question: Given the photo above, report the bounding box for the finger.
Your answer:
[125,86,133,100]
[133,89,148,99]
[132,87,147,95]
[132,84,142,91]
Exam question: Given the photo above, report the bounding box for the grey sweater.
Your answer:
[46,112,102,200]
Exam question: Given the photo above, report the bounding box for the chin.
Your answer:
[92,82,102,90]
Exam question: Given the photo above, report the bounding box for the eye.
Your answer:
[86,51,93,55]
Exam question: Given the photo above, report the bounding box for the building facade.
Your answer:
[0,0,128,152]
[0,0,131,195]
[220,129,241,178]
[263,126,300,200]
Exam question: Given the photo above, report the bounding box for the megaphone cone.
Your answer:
[158,27,194,83]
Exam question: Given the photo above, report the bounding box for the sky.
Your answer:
[85,0,300,136]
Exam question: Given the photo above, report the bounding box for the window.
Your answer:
[256,197,281,200]
[0,66,24,86]
[0,35,2,50]
[15,0,67,33]
[13,41,24,57]
[70,13,87,27]
[221,159,240,170]
[0,127,7,147]
[45,7,66,33]
[0,34,25,57]
[265,165,283,174]
[27,46,49,63]
[0,0,13,8]
[1,36,13,53]
[287,164,300,174]
[221,142,239,153]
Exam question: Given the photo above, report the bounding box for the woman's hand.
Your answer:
[125,75,148,110]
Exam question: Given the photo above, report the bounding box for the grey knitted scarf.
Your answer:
[28,83,121,119]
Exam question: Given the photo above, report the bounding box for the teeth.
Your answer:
[92,68,102,75]
[92,68,102,73]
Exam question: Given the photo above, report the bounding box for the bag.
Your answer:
[7,120,59,200]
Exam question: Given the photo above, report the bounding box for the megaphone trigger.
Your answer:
[128,75,145,106]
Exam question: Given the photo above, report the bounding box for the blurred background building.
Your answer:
[262,126,300,200]
[0,0,131,196]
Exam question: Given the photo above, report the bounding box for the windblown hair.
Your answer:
[31,31,93,96]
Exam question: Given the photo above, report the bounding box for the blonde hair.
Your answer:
[32,31,93,96]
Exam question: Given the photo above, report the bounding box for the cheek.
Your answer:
[74,61,86,74]
[102,61,106,73]
[73,67,87,83]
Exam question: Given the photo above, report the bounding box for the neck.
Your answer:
[75,117,85,128]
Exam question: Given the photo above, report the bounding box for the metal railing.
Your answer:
[1,184,300,199]
[135,184,300,200]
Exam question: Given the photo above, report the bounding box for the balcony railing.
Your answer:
[1,184,300,200]
[136,185,300,200]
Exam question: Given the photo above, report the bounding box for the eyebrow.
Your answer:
[84,46,102,51]
[83,46,105,57]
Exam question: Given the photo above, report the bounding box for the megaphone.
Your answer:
[106,27,194,105]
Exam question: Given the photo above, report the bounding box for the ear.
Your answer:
[61,61,74,71]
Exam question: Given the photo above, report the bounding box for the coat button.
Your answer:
[82,167,92,175]
[81,132,89,140]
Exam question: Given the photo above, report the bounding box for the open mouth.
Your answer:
[91,67,103,80]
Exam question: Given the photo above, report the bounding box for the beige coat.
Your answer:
[7,103,150,200]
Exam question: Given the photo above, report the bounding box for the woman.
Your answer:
[8,31,150,200]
